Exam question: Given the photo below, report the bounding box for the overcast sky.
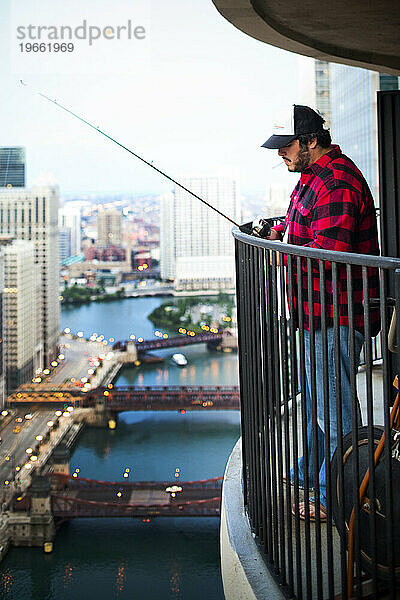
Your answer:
[1,0,300,197]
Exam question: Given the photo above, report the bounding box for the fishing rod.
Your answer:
[20,80,241,228]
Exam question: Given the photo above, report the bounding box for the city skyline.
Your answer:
[0,0,298,197]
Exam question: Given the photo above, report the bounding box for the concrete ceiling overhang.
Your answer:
[211,0,400,74]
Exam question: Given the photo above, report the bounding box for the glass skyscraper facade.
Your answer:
[315,60,331,128]
[297,56,331,127]
[0,147,26,187]
[330,66,399,202]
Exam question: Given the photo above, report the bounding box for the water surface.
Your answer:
[1,298,240,600]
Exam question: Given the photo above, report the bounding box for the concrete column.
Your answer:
[51,444,70,489]
[9,475,55,548]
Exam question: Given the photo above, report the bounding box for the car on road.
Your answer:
[15,417,23,423]
[24,413,33,420]
[13,426,21,434]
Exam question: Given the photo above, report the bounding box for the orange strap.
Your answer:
[347,380,399,598]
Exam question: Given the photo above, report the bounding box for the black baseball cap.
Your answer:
[261,105,325,149]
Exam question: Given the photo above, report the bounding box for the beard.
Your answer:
[289,146,311,172]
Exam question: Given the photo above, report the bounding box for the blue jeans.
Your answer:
[290,326,364,507]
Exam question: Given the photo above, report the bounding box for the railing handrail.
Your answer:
[232,226,400,270]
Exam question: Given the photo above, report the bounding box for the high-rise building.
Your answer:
[0,249,5,405]
[160,192,175,280]
[97,209,123,247]
[0,185,59,365]
[59,227,72,263]
[297,57,331,127]
[265,183,292,218]
[330,66,399,201]
[1,238,40,393]
[59,203,82,256]
[315,61,331,129]
[0,147,26,188]
[161,177,241,291]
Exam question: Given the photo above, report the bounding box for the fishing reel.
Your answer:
[239,216,272,238]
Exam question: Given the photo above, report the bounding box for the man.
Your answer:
[261,105,380,520]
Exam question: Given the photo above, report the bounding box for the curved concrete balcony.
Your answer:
[211,0,400,75]
[221,438,286,600]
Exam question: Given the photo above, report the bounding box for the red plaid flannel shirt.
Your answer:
[272,145,380,337]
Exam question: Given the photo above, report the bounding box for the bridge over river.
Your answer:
[84,385,240,411]
[13,473,223,519]
[8,385,240,411]
[113,329,237,353]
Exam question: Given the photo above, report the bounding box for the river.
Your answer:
[1,297,240,600]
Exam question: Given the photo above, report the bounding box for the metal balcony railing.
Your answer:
[232,224,400,600]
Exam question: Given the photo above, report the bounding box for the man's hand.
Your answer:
[266,229,281,241]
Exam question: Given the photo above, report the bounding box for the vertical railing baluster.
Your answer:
[297,254,312,599]
[243,242,256,522]
[259,247,273,560]
[265,247,279,568]
[380,269,395,599]
[273,250,286,582]
[288,254,303,599]
[319,258,334,600]
[271,250,284,576]
[248,243,262,534]
[279,247,293,592]
[234,239,249,505]
[253,246,267,546]
[307,257,323,599]
[261,247,274,561]
[346,263,362,599]
[332,261,348,599]
[362,265,378,598]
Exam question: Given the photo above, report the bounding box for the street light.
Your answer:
[165,485,182,499]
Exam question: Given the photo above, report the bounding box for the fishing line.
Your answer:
[20,80,240,228]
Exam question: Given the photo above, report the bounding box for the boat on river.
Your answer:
[171,353,188,367]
